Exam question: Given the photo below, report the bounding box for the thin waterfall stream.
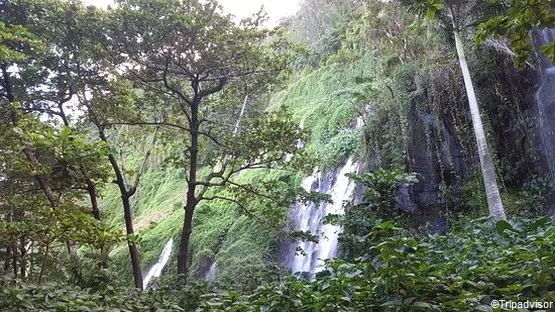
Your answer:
[143,239,173,289]
[205,262,217,281]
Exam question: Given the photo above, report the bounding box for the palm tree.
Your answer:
[402,0,507,221]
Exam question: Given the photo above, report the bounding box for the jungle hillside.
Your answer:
[1,0,555,311]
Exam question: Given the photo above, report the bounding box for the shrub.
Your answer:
[199,216,555,311]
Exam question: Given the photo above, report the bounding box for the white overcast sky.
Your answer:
[84,0,300,26]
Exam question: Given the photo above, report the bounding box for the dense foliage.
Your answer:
[0,0,311,287]
[3,215,555,311]
[1,0,555,310]
[198,216,555,312]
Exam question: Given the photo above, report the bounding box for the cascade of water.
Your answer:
[285,159,358,274]
[143,239,173,289]
[355,116,364,128]
[288,170,321,274]
[535,29,555,178]
[205,262,217,281]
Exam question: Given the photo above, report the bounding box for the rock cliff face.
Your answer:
[404,94,469,232]
[533,29,555,180]
[398,34,555,225]
[533,29,555,211]
[281,31,555,271]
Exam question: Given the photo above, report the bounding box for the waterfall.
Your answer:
[205,262,217,281]
[284,158,358,274]
[534,29,555,178]
[143,239,173,289]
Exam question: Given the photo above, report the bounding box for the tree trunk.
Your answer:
[4,246,10,272]
[91,121,158,289]
[19,237,26,278]
[453,30,507,221]
[98,130,143,290]
[86,180,101,221]
[177,98,200,277]
[122,192,143,289]
[86,169,104,255]
[177,202,195,276]
[12,242,18,278]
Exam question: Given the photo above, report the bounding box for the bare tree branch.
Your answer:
[102,121,189,132]
[201,195,292,238]
[129,127,158,195]
[199,68,283,83]
[101,120,225,147]
[161,54,193,124]
[198,77,227,98]
[226,180,282,204]
[231,154,286,175]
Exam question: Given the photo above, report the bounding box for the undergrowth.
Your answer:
[199,216,555,311]
[5,216,555,311]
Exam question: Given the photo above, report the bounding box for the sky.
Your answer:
[218,0,300,25]
[84,0,300,26]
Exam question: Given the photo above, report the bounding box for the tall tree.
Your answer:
[1,0,110,223]
[402,0,507,221]
[81,84,159,289]
[1,0,123,284]
[96,0,307,278]
[23,1,156,289]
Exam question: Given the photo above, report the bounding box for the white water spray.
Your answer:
[143,239,173,289]
[285,158,358,274]
[205,262,217,281]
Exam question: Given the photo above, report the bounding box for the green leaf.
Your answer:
[496,220,516,234]
[13,127,23,135]
[529,216,549,231]
[426,8,436,19]
[413,301,431,308]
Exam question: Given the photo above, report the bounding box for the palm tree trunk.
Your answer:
[453,30,507,221]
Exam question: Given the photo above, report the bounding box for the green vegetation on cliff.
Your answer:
[1,0,555,310]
